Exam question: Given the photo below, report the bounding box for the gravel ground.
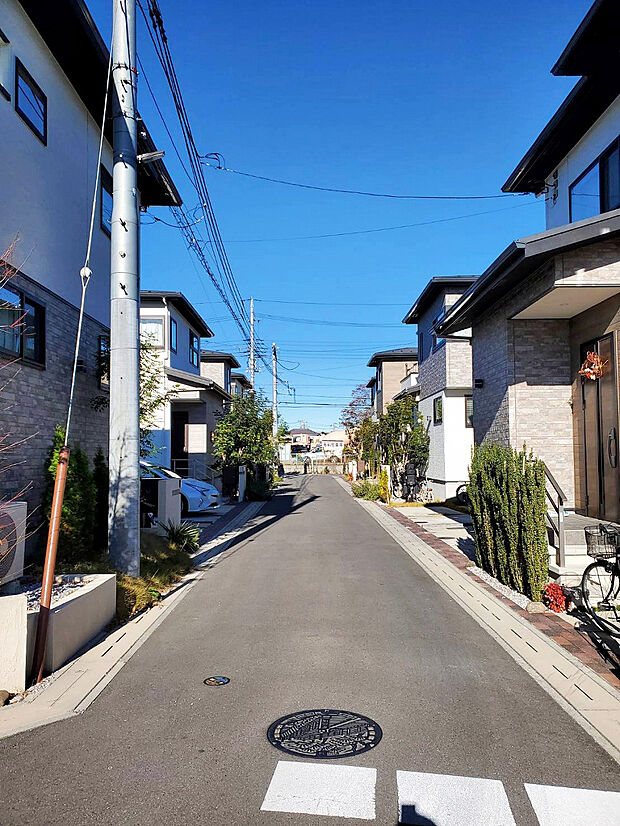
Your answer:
[468,564,531,609]
[14,576,91,611]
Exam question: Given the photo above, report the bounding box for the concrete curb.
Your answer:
[0,501,265,741]
[349,491,620,764]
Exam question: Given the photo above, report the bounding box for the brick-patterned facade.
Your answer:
[0,270,109,544]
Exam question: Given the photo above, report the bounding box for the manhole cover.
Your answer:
[267,709,382,759]
[203,676,230,686]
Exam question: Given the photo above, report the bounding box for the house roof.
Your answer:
[231,371,252,388]
[166,367,232,399]
[435,208,620,336]
[402,277,478,324]
[140,291,213,338]
[289,428,318,436]
[366,377,376,389]
[17,0,181,207]
[502,0,620,195]
[200,350,241,368]
[367,347,418,367]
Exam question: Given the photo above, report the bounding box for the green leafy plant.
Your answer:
[468,442,548,601]
[43,426,96,563]
[160,520,200,553]
[352,479,382,501]
[378,468,390,503]
[92,447,108,552]
[213,393,276,467]
[246,475,273,501]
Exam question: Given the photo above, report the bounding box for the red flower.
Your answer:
[542,582,566,613]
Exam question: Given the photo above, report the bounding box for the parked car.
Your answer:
[139,461,220,515]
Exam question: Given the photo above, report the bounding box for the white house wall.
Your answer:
[545,95,620,230]
[0,0,113,327]
[420,392,472,500]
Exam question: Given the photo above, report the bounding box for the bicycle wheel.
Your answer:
[581,560,620,635]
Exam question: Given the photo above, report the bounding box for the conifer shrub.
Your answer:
[92,447,109,552]
[468,442,548,601]
[43,426,97,563]
[378,468,390,503]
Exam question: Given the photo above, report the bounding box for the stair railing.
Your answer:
[542,462,566,568]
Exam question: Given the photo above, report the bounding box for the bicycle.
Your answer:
[581,524,620,636]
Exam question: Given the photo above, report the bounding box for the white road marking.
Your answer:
[525,783,620,825]
[261,760,376,820]
[396,770,516,825]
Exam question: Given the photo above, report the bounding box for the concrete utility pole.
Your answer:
[272,342,278,445]
[249,296,255,390]
[108,0,140,575]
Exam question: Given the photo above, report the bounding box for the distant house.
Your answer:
[0,0,179,526]
[200,350,240,396]
[230,372,252,397]
[366,347,418,419]
[437,0,620,574]
[317,430,348,459]
[139,292,231,486]
[403,277,478,501]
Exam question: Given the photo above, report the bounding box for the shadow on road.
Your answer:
[193,477,319,569]
[399,806,438,825]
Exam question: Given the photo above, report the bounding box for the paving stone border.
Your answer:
[382,505,620,689]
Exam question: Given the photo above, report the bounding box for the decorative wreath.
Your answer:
[579,351,607,381]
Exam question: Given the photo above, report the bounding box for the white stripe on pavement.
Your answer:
[261,760,377,820]
[396,770,516,826]
[525,783,620,825]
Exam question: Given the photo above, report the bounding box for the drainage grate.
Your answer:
[203,676,230,686]
[267,709,382,759]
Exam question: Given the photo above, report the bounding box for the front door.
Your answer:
[581,334,620,522]
[171,410,189,477]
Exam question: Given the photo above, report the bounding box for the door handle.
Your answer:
[609,426,618,468]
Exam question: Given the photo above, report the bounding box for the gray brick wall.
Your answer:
[446,338,472,388]
[0,272,109,546]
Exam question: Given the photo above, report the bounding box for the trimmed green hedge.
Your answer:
[468,443,548,601]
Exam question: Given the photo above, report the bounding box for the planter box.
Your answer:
[0,574,116,692]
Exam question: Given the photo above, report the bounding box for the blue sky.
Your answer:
[90,0,588,430]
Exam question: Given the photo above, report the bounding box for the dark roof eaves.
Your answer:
[140,291,213,338]
[402,276,479,324]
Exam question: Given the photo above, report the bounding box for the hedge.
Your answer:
[468,442,548,602]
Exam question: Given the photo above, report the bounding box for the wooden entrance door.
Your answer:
[581,334,620,522]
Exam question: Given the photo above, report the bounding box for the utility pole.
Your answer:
[248,296,255,390]
[272,342,278,446]
[108,0,140,575]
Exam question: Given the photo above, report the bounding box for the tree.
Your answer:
[377,396,429,498]
[213,393,276,467]
[340,383,371,438]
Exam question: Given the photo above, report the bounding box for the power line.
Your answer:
[202,158,523,201]
[260,313,404,328]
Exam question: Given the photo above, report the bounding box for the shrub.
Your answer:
[246,476,273,501]
[92,447,108,552]
[378,468,390,503]
[468,442,548,601]
[160,520,200,553]
[352,479,382,501]
[43,426,96,564]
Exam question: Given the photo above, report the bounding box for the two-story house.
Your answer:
[403,277,477,500]
[366,347,418,419]
[437,0,620,574]
[200,350,241,395]
[0,0,179,524]
[230,372,252,397]
[139,292,232,485]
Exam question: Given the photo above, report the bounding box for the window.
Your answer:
[569,136,620,222]
[100,167,113,236]
[15,58,46,144]
[433,396,443,425]
[141,317,164,347]
[98,335,110,388]
[465,395,473,428]
[0,286,45,365]
[0,28,11,101]
[169,317,177,353]
[418,331,424,363]
[189,331,199,367]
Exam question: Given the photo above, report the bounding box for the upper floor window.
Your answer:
[98,335,110,388]
[15,58,46,144]
[433,396,443,425]
[569,136,620,223]
[141,317,164,348]
[170,317,177,353]
[100,167,113,236]
[0,285,45,366]
[0,28,11,101]
[465,395,473,428]
[189,331,199,367]
[418,331,424,363]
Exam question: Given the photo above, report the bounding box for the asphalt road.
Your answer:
[1,475,619,825]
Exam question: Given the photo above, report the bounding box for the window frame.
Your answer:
[0,28,11,101]
[169,317,177,353]
[569,135,620,222]
[0,285,45,367]
[14,58,47,145]
[100,166,113,237]
[140,316,165,349]
[465,394,473,429]
[433,396,443,425]
[98,335,110,389]
[189,330,200,367]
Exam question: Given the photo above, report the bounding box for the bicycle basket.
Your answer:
[585,525,619,559]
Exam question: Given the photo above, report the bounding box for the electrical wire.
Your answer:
[202,159,523,200]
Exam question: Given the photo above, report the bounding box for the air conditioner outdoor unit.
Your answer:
[0,501,26,586]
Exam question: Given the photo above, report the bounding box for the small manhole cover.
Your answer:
[203,676,230,686]
[267,709,382,759]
